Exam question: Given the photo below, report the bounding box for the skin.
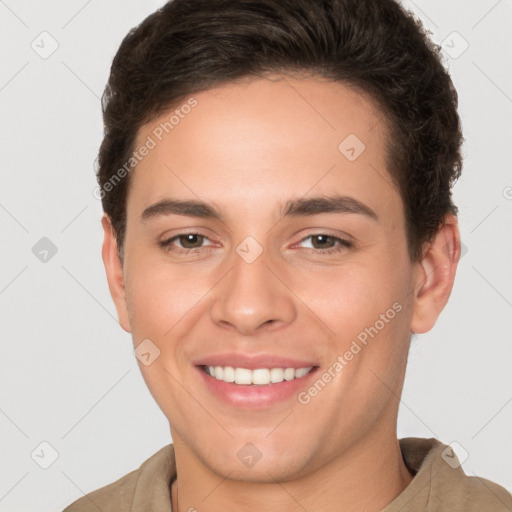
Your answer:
[102,74,461,512]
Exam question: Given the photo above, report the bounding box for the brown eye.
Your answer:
[296,234,352,254]
[310,234,337,249]
[176,234,205,249]
[159,233,213,252]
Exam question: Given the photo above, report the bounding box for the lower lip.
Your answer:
[196,366,319,410]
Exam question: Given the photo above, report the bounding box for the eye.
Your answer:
[159,233,215,252]
[158,232,352,256]
[296,234,352,254]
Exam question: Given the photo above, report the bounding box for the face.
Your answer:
[103,75,454,482]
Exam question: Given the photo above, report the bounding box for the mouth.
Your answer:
[195,362,320,410]
[201,365,315,385]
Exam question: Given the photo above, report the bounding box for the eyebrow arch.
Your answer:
[141,199,223,222]
[140,195,378,222]
[283,195,378,221]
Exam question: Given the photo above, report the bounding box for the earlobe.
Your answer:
[410,214,461,334]
[101,214,132,333]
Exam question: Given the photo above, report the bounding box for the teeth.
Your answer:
[284,368,295,381]
[235,368,252,385]
[222,366,235,382]
[204,365,313,385]
[270,368,283,383]
[294,367,310,378]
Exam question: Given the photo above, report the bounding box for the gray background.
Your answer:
[1,0,511,510]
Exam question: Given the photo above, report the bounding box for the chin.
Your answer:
[195,439,316,483]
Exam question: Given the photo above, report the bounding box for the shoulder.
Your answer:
[61,444,175,512]
[449,474,512,511]
[399,437,512,511]
[61,467,139,512]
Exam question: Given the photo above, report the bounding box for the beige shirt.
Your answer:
[62,437,512,511]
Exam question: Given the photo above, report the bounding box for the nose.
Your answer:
[209,248,297,335]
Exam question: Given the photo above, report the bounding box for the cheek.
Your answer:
[287,253,411,342]
[324,256,413,396]
[123,259,213,407]
[124,255,212,340]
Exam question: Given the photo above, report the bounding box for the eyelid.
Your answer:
[157,228,216,252]
[160,231,217,247]
[159,226,217,240]
[291,230,354,248]
[158,229,354,254]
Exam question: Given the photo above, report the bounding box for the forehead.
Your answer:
[128,75,402,225]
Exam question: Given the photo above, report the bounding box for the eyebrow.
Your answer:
[283,195,378,220]
[140,195,378,222]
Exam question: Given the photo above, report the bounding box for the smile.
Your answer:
[202,365,314,385]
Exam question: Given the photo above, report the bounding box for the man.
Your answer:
[64,0,512,510]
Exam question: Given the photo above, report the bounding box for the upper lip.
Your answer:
[193,353,318,370]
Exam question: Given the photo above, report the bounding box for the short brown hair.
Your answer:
[97,0,463,261]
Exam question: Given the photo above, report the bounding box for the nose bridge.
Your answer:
[209,241,296,333]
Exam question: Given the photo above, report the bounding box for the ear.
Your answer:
[410,214,461,334]
[101,214,131,333]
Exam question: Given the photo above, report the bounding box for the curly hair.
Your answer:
[97,0,463,262]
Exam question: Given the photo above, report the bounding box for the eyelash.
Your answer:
[158,232,353,256]
[295,234,353,254]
